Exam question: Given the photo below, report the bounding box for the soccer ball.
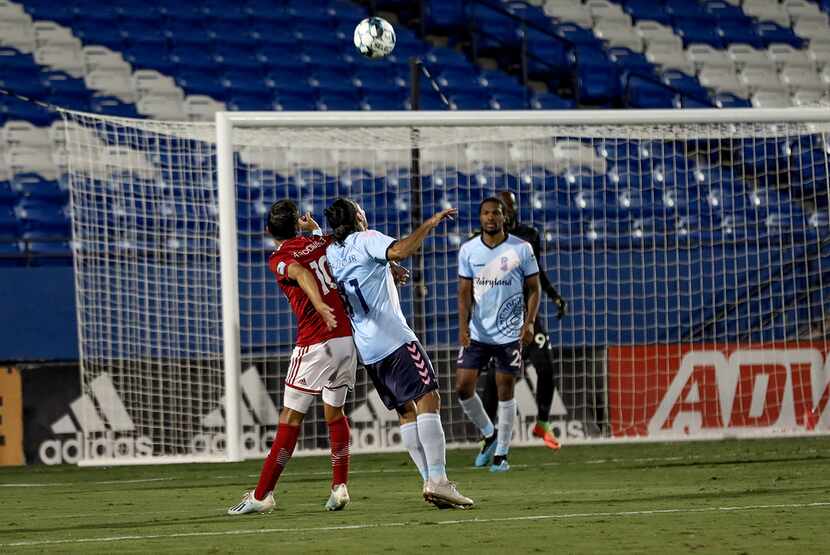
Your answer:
[353,17,396,59]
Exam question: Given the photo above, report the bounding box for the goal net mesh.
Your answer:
[63,110,830,464]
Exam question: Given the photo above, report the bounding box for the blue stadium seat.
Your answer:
[124,45,176,75]
[424,47,470,71]
[554,23,599,46]
[170,47,218,73]
[755,23,804,48]
[704,0,749,22]
[490,93,527,110]
[449,93,491,110]
[0,48,39,72]
[361,90,407,110]
[665,0,710,19]
[674,18,723,48]
[626,75,677,108]
[227,93,272,111]
[214,45,262,72]
[478,70,525,96]
[89,96,140,118]
[660,70,709,100]
[623,0,672,23]
[711,93,752,108]
[317,91,362,111]
[26,241,73,266]
[609,48,656,76]
[531,93,575,110]
[717,21,763,48]
[12,175,66,204]
[176,72,226,99]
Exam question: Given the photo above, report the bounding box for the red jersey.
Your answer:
[268,234,351,347]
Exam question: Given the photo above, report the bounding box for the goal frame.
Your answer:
[216,108,830,462]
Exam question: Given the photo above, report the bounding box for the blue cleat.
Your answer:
[490,458,510,473]
[474,433,497,467]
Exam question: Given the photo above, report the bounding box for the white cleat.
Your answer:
[423,479,474,509]
[325,483,350,511]
[227,490,275,515]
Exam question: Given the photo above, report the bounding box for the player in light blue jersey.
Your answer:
[456,197,541,473]
[323,198,474,510]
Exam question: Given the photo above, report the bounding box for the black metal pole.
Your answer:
[409,57,427,341]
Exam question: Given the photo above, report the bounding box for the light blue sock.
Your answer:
[416,412,448,482]
[459,394,495,438]
[400,421,429,482]
[495,399,516,457]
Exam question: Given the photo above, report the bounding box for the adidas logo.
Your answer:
[191,366,279,457]
[39,373,152,465]
[349,389,402,449]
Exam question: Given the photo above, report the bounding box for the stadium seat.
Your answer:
[755,23,804,48]
[726,45,774,71]
[768,43,813,69]
[625,75,676,108]
[739,67,787,94]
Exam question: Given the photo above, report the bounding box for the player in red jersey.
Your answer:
[229,200,357,515]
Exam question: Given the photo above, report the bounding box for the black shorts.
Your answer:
[457,339,523,376]
[364,341,439,413]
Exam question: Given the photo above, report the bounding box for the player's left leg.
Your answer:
[228,405,305,516]
[320,336,358,511]
[527,320,561,450]
[490,342,523,473]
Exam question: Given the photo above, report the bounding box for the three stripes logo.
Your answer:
[38,373,153,465]
[191,365,279,456]
[406,342,432,385]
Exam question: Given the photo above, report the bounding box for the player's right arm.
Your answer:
[457,243,473,348]
[286,263,337,330]
[386,207,458,262]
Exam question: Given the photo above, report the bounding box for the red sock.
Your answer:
[328,416,350,488]
[254,423,300,501]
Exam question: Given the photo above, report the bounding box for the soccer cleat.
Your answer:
[474,433,497,467]
[325,483,350,511]
[423,479,474,509]
[490,457,510,473]
[532,421,561,450]
[227,490,275,515]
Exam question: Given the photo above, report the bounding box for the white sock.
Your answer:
[416,412,448,483]
[458,394,495,438]
[400,421,428,482]
[495,399,516,457]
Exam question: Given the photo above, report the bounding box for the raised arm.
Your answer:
[386,207,458,262]
[458,277,473,348]
[286,263,337,330]
[521,274,541,347]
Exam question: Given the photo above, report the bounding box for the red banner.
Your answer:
[608,344,830,438]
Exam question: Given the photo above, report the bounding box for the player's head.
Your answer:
[325,198,367,244]
[479,197,506,237]
[497,191,517,229]
[266,199,300,241]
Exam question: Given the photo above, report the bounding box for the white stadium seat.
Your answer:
[808,42,830,68]
[551,140,607,175]
[768,43,813,69]
[82,46,132,75]
[136,95,186,120]
[32,21,78,49]
[792,89,826,106]
[85,70,135,103]
[821,65,830,86]
[780,65,825,91]
[782,0,826,23]
[182,96,226,122]
[0,20,35,53]
[646,43,695,74]
[49,120,107,150]
[5,146,59,179]
[793,19,830,40]
[1,121,50,150]
[727,44,775,71]
[0,0,32,25]
[687,44,734,71]
[699,66,749,97]
[132,70,184,101]
[594,20,643,52]
[739,66,787,93]
[34,45,83,78]
[751,90,793,108]
[635,20,676,43]
[586,0,629,23]
[742,0,790,27]
[543,0,592,26]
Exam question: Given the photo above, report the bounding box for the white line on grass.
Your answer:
[4,501,829,548]
[0,478,175,488]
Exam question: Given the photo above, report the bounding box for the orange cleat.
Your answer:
[532,422,561,450]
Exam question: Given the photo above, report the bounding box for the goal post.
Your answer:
[64,108,830,466]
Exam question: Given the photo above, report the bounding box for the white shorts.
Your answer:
[283,335,358,413]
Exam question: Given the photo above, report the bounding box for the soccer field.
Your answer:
[2,437,829,553]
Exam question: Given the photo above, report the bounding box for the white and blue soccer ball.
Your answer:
[353,17,396,59]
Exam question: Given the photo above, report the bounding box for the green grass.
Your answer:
[2,437,830,553]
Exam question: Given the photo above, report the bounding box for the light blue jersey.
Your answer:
[326,230,418,364]
[458,234,539,345]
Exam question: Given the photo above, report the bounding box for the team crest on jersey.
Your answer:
[500,256,509,272]
[276,261,287,276]
[496,292,524,337]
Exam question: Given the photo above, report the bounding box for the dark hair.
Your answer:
[324,198,360,244]
[267,199,299,240]
[479,197,505,214]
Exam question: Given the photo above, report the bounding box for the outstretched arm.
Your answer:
[386,207,458,262]
[286,263,337,330]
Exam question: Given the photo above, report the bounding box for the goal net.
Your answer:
[63,109,830,465]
